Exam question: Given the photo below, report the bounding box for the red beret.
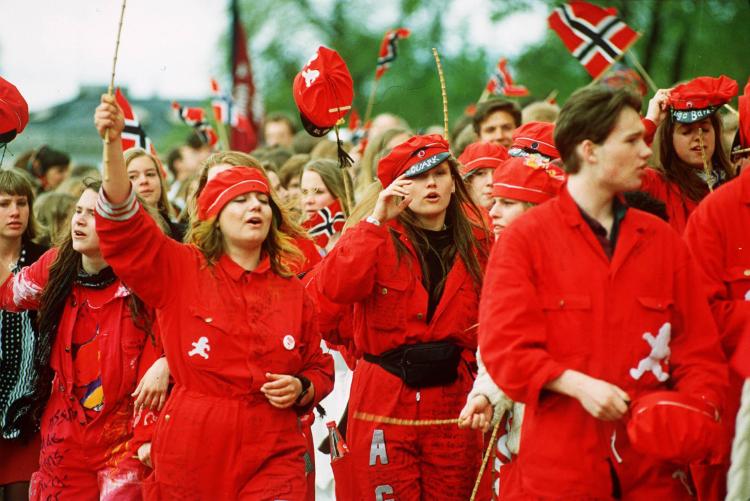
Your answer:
[739,78,750,149]
[458,141,509,178]
[627,391,722,463]
[492,156,564,204]
[197,166,270,220]
[377,134,451,187]
[0,76,29,143]
[669,75,738,124]
[510,121,559,160]
[293,46,354,137]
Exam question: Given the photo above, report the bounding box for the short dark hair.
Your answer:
[554,87,642,174]
[472,99,521,134]
[166,148,183,177]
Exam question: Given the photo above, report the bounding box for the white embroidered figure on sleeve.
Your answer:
[12,267,42,306]
[629,322,671,382]
[188,337,211,360]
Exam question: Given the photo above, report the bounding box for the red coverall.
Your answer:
[316,219,486,501]
[0,249,160,500]
[479,186,729,500]
[684,166,750,500]
[640,168,699,234]
[95,190,334,500]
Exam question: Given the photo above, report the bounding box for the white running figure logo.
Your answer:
[302,69,320,88]
[629,322,671,382]
[188,337,211,360]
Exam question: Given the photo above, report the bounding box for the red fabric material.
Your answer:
[230,0,259,152]
[95,200,334,498]
[0,434,40,483]
[458,141,509,177]
[375,28,411,81]
[492,157,564,203]
[512,122,559,159]
[485,57,529,97]
[293,46,353,132]
[302,199,346,250]
[196,166,269,220]
[377,134,450,187]
[739,78,750,149]
[115,88,165,177]
[478,186,728,498]
[0,76,28,136]
[669,76,739,112]
[294,234,322,275]
[0,248,161,498]
[315,219,488,498]
[642,117,657,146]
[640,167,699,234]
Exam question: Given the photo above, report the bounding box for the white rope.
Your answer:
[727,379,750,501]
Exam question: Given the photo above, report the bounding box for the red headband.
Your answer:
[197,166,270,220]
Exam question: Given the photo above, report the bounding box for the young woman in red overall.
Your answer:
[0,179,165,500]
[94,95,334,500]
[316,134,489,500]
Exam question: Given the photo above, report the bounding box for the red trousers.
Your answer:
[143,386,308,500]
[29,392,145,501]
[346,361,483,500]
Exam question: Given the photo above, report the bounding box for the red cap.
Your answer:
[510,121,559,159]
[377,134,451,187]
[293,46,354,137]
[0,76,29,143]
[197,166,270,220]
[458,141,509,178]
[492,156,564,204]
[739,78,750,149]
[627,391,722,463]
[669,75,738,124]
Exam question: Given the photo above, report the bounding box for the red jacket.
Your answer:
[0,248,161,453]
[94,190,334,409]
[640,167,699,234]
[479,186,728,498]
[316,219,487,356]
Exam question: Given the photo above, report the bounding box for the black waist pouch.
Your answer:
[364,341,462,388]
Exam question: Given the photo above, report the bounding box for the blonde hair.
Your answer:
[34,191,76,246]
[124,147,174,219]
[303,159,353,215]
[355,127,411,195]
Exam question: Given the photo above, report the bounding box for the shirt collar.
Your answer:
[217,253,271,281]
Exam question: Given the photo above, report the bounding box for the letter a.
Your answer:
[369,429,389,466]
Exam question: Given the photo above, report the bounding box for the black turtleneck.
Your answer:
[412,226,455,323]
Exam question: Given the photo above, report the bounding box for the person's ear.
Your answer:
[580,140,598,165]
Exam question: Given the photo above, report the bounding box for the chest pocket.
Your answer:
[186,304,240,368]
[725,266,750,301]
[540,293,591,358]
[367,277,410,331]
[636,296,674,327]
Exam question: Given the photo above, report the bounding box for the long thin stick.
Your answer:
[363,79,379,126]
[354,411,460,427]
[544,89,558,103]
[477,88,490,104]
[432,48,449,141]
[698,128,714,193]
[469,421,502,501]
[625,50,658,93]
[103,0,127,181]
[731,146,750,156]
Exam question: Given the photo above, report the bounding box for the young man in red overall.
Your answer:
[479,87,729,500]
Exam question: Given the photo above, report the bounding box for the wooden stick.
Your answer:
[469,421,502,501]
[477,88,490,104]
[724,103,739,114]
[432,48,449,141]
[354,411,460,427]
[210,105,230,151]
[698,128,714,192]
[544,89,558,103]
[625,50,658,93]
[732,146,750,156]
[103,0,128,181]
[363,79,379,126]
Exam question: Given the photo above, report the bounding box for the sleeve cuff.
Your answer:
[96,186,139,221]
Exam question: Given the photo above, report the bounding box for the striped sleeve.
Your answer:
[96,187,138,221]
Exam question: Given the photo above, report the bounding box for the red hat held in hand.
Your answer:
[668,75,738,124]
[0,76,29,144]
[510,121,559,160]
[492,156,564,204]
[377,134,451,188]
[197,166,270,220]
[627,391,723,463]
[738,78,750,149]
[293,46,354,137]
[458,141,509,178]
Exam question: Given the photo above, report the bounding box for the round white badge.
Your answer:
[283,334,296,350]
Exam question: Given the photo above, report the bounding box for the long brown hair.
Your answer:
[124,147,174,219]
[393,158,487,295]
[303,158,353,215]
[656,112,735,202]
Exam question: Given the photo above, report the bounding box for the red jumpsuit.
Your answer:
[640,168,699,234]
[316,219,486,500]
[95,189,334,500]
[684,166,750,500]
[479,186,729,500]
[0,249,160,500]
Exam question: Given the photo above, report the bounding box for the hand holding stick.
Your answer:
[102,0,128,181]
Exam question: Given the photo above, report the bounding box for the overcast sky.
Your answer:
[0,0,547,112]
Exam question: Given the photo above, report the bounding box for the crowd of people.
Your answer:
[0,46,749,501]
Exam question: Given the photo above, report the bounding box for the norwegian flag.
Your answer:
[485,58,529,97]
[229,0,260,152]
[548,1,640,79]
[375,28,411,81]
[210,78,251,140]
[172,102,218,149]
[115,88,165,176]
[302,199,346,250]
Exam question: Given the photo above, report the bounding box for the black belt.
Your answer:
[364,341,462,388]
